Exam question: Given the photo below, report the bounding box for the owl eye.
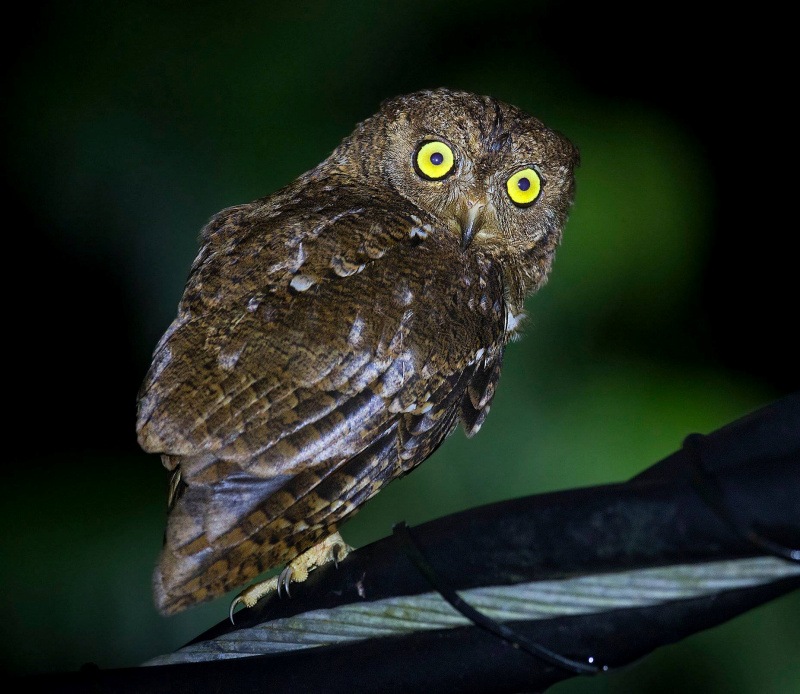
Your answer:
[414,140,455,180]
[506,168,542,207]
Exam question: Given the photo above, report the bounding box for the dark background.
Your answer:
[1,2,797,692]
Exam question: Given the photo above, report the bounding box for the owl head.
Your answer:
[328,88,579,302]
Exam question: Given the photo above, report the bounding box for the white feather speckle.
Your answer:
[505,310,524,333]
[290,274,315,292]
[348,315,366,346]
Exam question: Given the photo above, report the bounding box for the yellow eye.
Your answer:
[414,140,455,180]
[506,168,542,207]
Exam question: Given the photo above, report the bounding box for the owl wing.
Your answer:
[137,184,508,613]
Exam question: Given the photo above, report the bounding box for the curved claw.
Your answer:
[277,567,286,598]
[279,566,294,598]
[229,596,243,625]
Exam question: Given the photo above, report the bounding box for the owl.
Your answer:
[136,88,579,616]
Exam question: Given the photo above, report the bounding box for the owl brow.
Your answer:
[490,132,512,154]
[486,99,511,154]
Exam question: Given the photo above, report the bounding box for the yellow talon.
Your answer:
[229,532,352,624]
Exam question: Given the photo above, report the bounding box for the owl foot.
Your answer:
[229,531,352,623]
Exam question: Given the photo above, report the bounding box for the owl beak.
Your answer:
[459,200,487,249]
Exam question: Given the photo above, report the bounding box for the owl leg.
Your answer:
[229,531,352,622]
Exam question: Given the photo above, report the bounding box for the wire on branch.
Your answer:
[25,392,800,693]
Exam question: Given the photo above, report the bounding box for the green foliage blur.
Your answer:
[1,1,796,691]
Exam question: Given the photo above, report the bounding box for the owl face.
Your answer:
[333,89,579,283]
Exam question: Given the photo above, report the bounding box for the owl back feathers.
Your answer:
[137,183,508,613]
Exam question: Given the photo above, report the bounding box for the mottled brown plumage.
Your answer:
[136,88,579,614]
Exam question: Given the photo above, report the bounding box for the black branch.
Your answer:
[25,392,800,694]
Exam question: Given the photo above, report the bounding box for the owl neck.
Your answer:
[485,231,561,317]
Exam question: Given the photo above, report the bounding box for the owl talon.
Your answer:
[279,566,294,598]
[229,575,280,624]
[227,532,352,619]
[229,596,242,624]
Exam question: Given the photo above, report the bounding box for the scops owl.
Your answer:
[136,88,579,615]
